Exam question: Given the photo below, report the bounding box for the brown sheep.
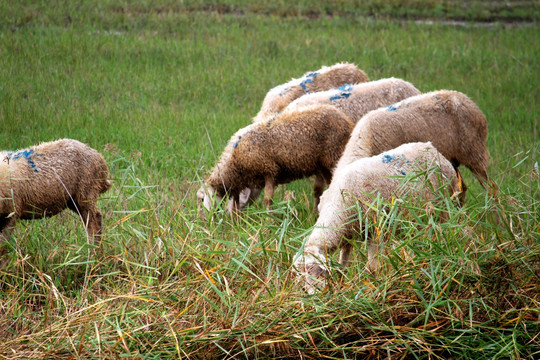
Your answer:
[334,90,493,193]
[253,62,369,123]
[284,77,421,124]
[198,104,354,214]
[236,78,419,211]
[0,139,111,253]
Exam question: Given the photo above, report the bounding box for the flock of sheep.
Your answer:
[197,62,494,293]
[0,62,494,293]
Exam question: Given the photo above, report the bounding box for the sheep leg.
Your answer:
[0,217,16,237]
[322,169,333,187]
[338,241,353,266]
[226,192,242,216]
[0,217,16,257]
[238,188,252,210]
[313,169,333,210]
[455,168,468,206]
[489,178,499,197]
[77,204,103,246]
[366,239,380,274]
[238,186,263,210]
[313,174,325,209]
[264,178,274,209]
[91,210,104,241]
[248,186,263,205]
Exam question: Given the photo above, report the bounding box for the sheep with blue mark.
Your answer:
[197,124,258,215]
[197,104,355,216]
[0,139,111,255]
[283,77,421,124]
[293,142,462,294]
[253,62,369,123]
[333,90,495,195]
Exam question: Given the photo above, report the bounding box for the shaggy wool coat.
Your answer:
[285,77,421,124]
[253,62,369,123]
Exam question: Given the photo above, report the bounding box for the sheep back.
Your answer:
[208,104,354,198]
[253,62,369,122]
[0,139,111,220]
[336,90,490,185]
[315,142,460,248]
[285,77,421,123]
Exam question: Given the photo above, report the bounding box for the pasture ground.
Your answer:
[0,1,538,358]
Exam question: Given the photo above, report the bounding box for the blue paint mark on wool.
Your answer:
[381,153,410,175]
[330,92,351,101]
[7,149,40,172]
[387,104,398,111]
[278,86,290,97]
[233,136,242,149]
[299,72,319,93]
[338,84,353,92]
[382,154,396,164]
[330,84,353,101]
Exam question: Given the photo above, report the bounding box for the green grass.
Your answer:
[0,1,538,358]
[2,0,539,25]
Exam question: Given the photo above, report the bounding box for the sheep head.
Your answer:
[292,247,329,294]
[196,184,223,220]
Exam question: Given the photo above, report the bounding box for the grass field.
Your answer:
[0,1,538,359]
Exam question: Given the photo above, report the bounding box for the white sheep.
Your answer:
[284,77,421,124]
[293,142,462,293]
[0,139,111,254]
[253,62,369,123]
[198,104,354,214]
[333,90,493,193]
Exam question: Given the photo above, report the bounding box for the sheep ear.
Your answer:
[200,187,215,212]
[202,194,213,212]
[239,188,251,207]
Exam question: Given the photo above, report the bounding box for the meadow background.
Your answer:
[0,1,538,358]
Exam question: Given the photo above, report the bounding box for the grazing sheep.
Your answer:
[198,104,354,214]
[293,142,462,293]
[232,77,413,212]
[284,78,421,124]
[0,139,111,252]
[334,90,492,191]
[253,62,369,123]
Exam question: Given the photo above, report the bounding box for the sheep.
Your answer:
[198,124,260,215]
[293,142,462,294]
[198,104,354,215]
[0,139,111,254]
[284,77,421,124]
[333,90,493,193]
[253,62,369,123]
[234,78,418,210]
